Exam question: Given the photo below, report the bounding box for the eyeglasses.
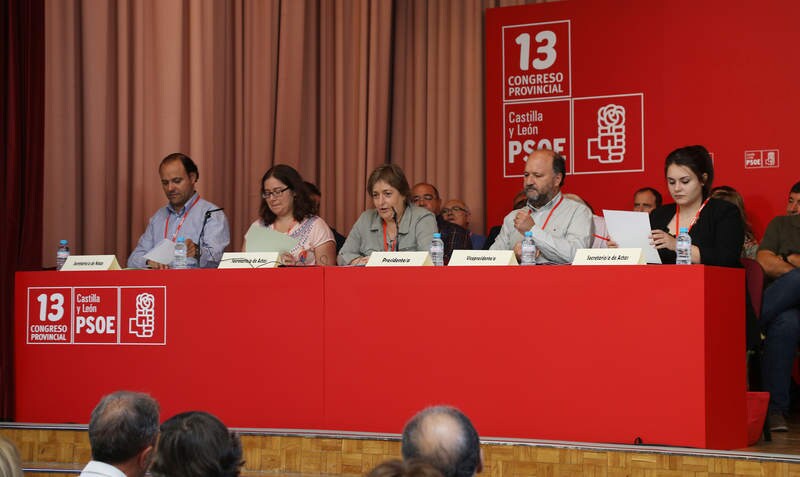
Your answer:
[441,206,468,215]
[411,194,436,202]
[262,187,290,199]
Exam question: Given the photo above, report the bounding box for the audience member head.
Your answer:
[663,145,714,203]
[562,193,594,215]
[633,187,662,213]
[88,391,160,477]
[411,183,443,215]
[0,435,23,477]
[442,200,471,229]
[787,181,800,216]
[305,181,322,208]
[711,185,753,239]
[523,149,566,208]
[367,164,412,223]
[159,153,199,211]
[401,406,482,477]
[368,459,445,477]
[259,164,316,225]
[150,411,244,477]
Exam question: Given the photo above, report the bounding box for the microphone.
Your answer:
[198,208,224,260]
[390,207,399,251]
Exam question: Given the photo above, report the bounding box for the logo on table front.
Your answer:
[130,293,156,338]
[27,286,166,345]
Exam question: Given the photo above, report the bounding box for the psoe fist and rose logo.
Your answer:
[27,286,166,345]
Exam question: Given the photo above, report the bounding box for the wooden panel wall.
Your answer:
[3,428,800,477]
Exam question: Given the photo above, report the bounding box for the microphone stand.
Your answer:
[391,207,400,251]
[197,208,224,262]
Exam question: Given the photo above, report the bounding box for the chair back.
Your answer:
[742,257,764,320]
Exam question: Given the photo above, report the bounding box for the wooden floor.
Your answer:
[5,417,800,477]
[740,411,800,456]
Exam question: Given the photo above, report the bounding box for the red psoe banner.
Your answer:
[573,94,644,175]
[485,0,800,236]
[504,100,571,177]
[502,20,571,102]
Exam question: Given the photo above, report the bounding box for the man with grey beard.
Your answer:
[490,149,592,263]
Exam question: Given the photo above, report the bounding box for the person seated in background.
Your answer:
[785,181,800,216]
[633,187,662,213]
[338,165,437,265]
[442,199,485,249]
[562,193,608,249]
[710,185,759,259]
[150,411,244,477]
[0,436,23,477]
[80,391,160,477]
[490,149,593,264]
[756,197,800,432]
[128,153,230,269]
[401,406,482,477]
[304,181,346,252]
[411,183,472,264]
[368,460,445,477]
[646,145,743,266]
[247,165,336,266]
[483,190,527,250]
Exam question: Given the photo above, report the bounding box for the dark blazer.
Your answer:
[649,198,743,267]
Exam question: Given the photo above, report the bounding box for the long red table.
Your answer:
[15,265,746,449]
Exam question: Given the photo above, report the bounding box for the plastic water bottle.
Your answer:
[173,236,188,269]
[520,231,536,266]
[676,227,692,265]
[430,233,445,266]
[56,240,70,270]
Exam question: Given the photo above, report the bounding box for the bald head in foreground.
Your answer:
[81,391,160,477]
[401,406,482,477]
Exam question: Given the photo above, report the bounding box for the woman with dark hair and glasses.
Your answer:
[338,164,437,265]
[246,164,336,266]
[648,145,743,266]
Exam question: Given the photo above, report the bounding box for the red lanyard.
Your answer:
[676,197,710,233]
[382,221,396,251]
[533,195,564,230]
[164,195,201,242]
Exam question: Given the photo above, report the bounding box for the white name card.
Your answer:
[61,255,121,271]
[366,251,432,267]
[218,252,280,269]
[572,248,645,266]
[448,250,518,266]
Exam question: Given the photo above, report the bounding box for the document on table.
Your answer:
[244,224,299,253]
[143,239,176,266]
[602,210,662,264]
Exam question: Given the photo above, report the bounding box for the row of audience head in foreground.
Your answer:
[74,391,481,477]
[128,145,796,267]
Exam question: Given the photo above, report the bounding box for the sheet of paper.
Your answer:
[602,210,662,264]
[244,223,299,253]
[143,238,176,266]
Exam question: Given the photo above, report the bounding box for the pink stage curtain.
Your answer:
[42,0,553,265]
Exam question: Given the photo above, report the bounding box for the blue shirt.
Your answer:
[127,192,230,268]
